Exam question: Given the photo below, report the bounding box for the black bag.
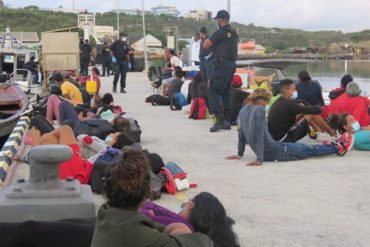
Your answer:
[145,94,170,106]
[91,147,123,193]
[150,171,165,200]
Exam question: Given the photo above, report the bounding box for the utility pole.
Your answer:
[142,0,148,71]
[227,0,231,15]
[72,0,75,11]
[117,0,120,38]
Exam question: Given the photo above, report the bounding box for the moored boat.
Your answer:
[0,80,28,138]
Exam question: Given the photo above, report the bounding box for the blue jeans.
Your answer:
[275,142,338,161]
[208,60,236,117]
[199,58,213,82]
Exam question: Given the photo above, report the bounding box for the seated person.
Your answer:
[167,70,184,98]
[181,70,198,103]
[79,67,102,95]
[268,79,336,143]
[249,73,275,91]
[226,90,353,166]
[329,74,353,100]
[296,71,324,106]
[91,149,213,247]
[326,76,358,116]
[337,82,370,128]
[328,113,370,151]
[141,192,240,247]
[230,75,250,125]
[54,72,83,105]
[29,125,93,184]
[188,71,208,102]
[161,66,183,96]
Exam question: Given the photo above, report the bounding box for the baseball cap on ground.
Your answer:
[214,10,230,19]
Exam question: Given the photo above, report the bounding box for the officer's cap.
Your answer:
[214,10,230,20]
[119,32,128,37]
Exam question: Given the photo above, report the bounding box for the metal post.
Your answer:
[142,0,148,71]
[227,0,231,15]
[117,0,120,38]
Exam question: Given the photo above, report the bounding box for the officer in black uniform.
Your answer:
[203,10,238,132]
[110,32,130,93]
[101,42,111,77]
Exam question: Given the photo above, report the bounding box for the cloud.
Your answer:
[5,0,370,32]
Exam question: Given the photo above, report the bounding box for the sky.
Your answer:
[5,0,370,32]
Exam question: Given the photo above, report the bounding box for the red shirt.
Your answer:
[59,144,93,184]
[328,93,347,115]
[338,94,370,127]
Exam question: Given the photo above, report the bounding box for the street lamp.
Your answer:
[227,0,230,15]
[117,0,120,38]
[142,0,148,71]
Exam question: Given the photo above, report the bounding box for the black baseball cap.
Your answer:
[119,32,128,37]
[214,10,230,19]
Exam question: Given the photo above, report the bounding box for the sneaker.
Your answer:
[333,132,354,156]
[317,132,339,144]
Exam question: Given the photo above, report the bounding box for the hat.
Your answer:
[200,27,208,34]
[214,10,230,20]
[232,74,243,87]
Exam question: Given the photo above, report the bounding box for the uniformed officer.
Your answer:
[203,10,238,132]
[110,32,131,93]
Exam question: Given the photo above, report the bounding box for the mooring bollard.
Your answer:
[0,144,96,222]
[28,145,73,190]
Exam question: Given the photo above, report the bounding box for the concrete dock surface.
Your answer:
[14,72,370,247]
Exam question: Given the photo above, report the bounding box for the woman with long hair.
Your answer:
[91,149,213,247]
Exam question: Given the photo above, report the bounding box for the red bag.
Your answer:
[161,162,190,195]
[189,98,208,120]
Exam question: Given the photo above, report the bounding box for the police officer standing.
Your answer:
[101,42,111,77]
[110,32,131,93]
[203,10,238,132]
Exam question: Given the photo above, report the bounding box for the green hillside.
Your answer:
[1,6,369,53]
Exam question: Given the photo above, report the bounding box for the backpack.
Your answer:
[161,162,190,195]
[145,94,170,106]
[170,93,186,111]
[189,98,208,120]
[91,147,123,193]
[125,117,142,142]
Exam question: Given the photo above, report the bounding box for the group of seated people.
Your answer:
[0,70,241,247]
[226,72,370,166]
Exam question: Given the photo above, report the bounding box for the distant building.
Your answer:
[151,5,179,17]
[130,34,163,55]
[239,39,266,55]
[94,26,115,40]
[0,31,39,46]
[185,10,212,21]
[121,9,150,16]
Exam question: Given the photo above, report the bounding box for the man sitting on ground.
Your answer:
[296,71,324,106]
[268,79,336,143]
[226,89,353,166]
[231,75,249,125]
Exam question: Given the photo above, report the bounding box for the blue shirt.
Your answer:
[354,130,370,151]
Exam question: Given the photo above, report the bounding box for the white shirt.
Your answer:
[180,79,191,100]
[191,40,201,64]
[170,55,183,67]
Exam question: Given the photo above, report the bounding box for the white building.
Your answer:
[185,10,212,21]
[121,9,151,16]
[151,5,179,17]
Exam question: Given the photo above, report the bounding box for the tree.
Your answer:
[24,5,39,10]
